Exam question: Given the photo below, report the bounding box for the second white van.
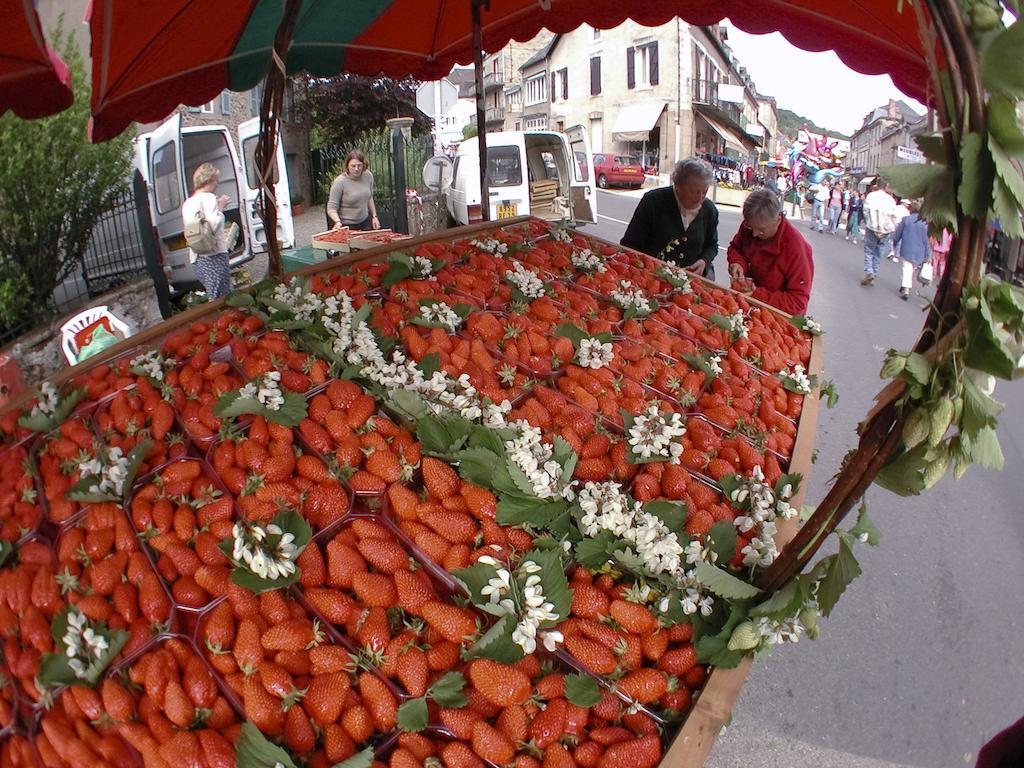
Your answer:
[444,128,597,226]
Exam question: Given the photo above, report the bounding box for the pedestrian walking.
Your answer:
[181,162,233,299]
[845,190,862,244]
[811,183,829,232]
[892,200,929,300]
[888,197,910,261]
[929,228,953,283]
[861,181,898,286]
[827,182,844,234]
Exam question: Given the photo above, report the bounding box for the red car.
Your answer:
[593,153,645,189]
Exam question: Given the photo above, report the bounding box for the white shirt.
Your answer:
[679,205,702,229]
[181,191,227,255]
[863,189,898,235]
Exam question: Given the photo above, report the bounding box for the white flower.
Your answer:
[30,382,61,418]
[570,248,605,273]
[779,364,812,394]
[576,337,614,369]
[505,261,547,299]
[410,255,434,277]
[627,403,687,463]
[419,302,462,333]
[540,630,563,652]
[610,280,654,316]
[470,238,509,256]
[727,312,748,338]
[658,263,693,292]
[504,421,576,500]
[708,354,723,376]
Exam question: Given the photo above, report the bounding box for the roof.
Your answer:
[519,35,560,71]
[446,67,477,98]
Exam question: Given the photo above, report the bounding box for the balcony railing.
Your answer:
[692,78,745,126]
[483,70,505,91]
[485,105,506,124]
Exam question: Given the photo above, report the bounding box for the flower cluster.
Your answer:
[238,371,285,411]
[504,261,547,299]
[470,238,509,256]
[677,586,715,617]
[231,520,298,580]
[79,447,130,497]
[627,403,687,463]
[549,226,573,243]
[130,350,172,384]
[576,482,685,579]
[657,263,693,292]
[410,254,434,278]
[273,277,325,323]
[63,609,110,680]
[726,312,748,339]
[504,421,576,500]
[418,302,462,333]
[778,364,813,394]
[477,556,563,655]
[570,248,605,273]
[794,315,823,335]
[576,337,614,369]
[730,465,797,569]
[708,354,723,376]
[424,372,512,428]
[610,281,654,316]
[754,615,806,646]
[31,382,60,419]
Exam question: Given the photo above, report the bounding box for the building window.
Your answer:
[558,68,568,101]
[549,69,568,102]
[250,85,263,116]
[524,74,547,106]
[628,42,658,89]
[590,57,601,95]
[220,91,231,114]
[507,89,521,109]
[200,100,215,114]
[525,115,547,130]
[593,27,601,40]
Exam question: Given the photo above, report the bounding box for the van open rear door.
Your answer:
[566,125,597,224]
[238,118,295,253]
[146,113,187,252]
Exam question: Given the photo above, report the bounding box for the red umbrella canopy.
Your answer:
[0,0,73,119]
[87,0,932,142]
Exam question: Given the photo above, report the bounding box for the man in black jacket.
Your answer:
[621,157,719,278]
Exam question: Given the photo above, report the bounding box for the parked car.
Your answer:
[592,154,644,189]
[134,114,295,298]
[444,128,597,226]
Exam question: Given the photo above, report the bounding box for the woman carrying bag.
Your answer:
[181,163,233,299]
[326,149,380,231]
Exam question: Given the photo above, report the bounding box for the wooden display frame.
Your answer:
[0,217,823,767]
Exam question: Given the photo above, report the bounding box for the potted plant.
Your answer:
[290,194,305,216]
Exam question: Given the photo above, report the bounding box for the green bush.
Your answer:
[0,260,32,332]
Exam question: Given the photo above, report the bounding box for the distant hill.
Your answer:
[777,108,850,141]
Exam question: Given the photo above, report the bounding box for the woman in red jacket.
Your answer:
[727,189,815,315]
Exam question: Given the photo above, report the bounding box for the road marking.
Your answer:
[597,214,631,225]
[888,314,898,319]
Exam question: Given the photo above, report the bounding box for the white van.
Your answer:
[444,128,597,226]
[134,114,295,297]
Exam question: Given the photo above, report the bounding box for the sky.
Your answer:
[721,21,926,136]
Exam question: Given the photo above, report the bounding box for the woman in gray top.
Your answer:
[326,149,380,231]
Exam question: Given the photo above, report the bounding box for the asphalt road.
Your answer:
[581,189,1024,768]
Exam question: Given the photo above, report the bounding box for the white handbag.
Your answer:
[919,261,934,284]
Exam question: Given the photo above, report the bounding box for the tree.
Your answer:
[300,73,431,147]
[463,123,478,139]
[0,20,132,329]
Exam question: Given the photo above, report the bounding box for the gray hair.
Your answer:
[671,157,714,186]
[192,162,220,190]
[743,188,782,222]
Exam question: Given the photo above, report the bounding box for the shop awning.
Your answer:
[611,101,667,142]
[697,109,748,155]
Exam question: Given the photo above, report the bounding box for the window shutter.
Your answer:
[561,69,568,100]
[551,73,556,102]
[590,57,601,95]
[626,48,635,89]
[650,43,659,86]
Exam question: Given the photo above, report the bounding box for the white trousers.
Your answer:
[901,259,915,290]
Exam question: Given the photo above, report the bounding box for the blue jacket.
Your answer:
[893,212,930,266]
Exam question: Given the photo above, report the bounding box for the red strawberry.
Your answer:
[468,659,531,707]
[596,735,661,768]
[304,672,349,725]
[420,601,477,643]
[471,720,516,764]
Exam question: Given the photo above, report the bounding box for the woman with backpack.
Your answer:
[181,162,233,299]
[845,190,863,244]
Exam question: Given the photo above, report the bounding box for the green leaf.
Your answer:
[695,605,749,668]
[988,95,1024,156]
[571,531,617,568]
[963,425,1005,470]
[496,496,566,528]
[694,562,760,600]
[467,614,523,663]
[383,390,432,426]
[958,132,995,217]
[213,388,308,427]
[878,163,947,199]
[66,475,118,504]
[236,721,298,768]
[527,548,572,622]
[902,353,933,385]
[0,540,13,568]
[706,521,737,564]
[37,653,79,689]
[452,562,499,605]
[682,353,719,385]
[506,456,541,497]
[551,436,578,486]
[564,673,603,707]
[875,443,929,496]
[990,134,1024,208]
[750,577,805,620]
[993,175,1024,238]
[396,697,429,732]
[962,375,1003,435]
[554,323,589,347]
[18,387,84,433]
[914,133,947,164]
[330,748,376,768]
[642,500,687,532]
[848,499,881,547]
[815,537,861,617]
[428,671,468,708]
[416,352,442,380]
[611,547,647,574]
[225,291,255,307]
[982,19,1024,97]
[417,414,473,459]
[819,379,840,409]
[230,565,302,594]
[271,508,313,552]
[38,611,128,688]
[774,473,803,500]
[455,446,501,486]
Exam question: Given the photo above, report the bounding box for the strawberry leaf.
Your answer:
[705,521,737,564]
[749,577,806,620]
[396,697,429,732]
[564,673,603,707]
[571,531,618,569]
[695,605,749,668]
[428,672,467,708]
[417,352,442,379]
[0,541,12,568]
[554,323,589,348]
[694,562,760,600]
[455,446,501,486]
[814,537,861,617]
[236,721,298,768]
[330,748,375,768]
[642,501,687,531]
[847,499,881,547]
[18,387,84,433]
[453,561,500,606]
[525,548,572,624]
[467,613,523,664]
[496,495,565,528]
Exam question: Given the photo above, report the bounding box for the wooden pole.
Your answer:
[471,0,490,221]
